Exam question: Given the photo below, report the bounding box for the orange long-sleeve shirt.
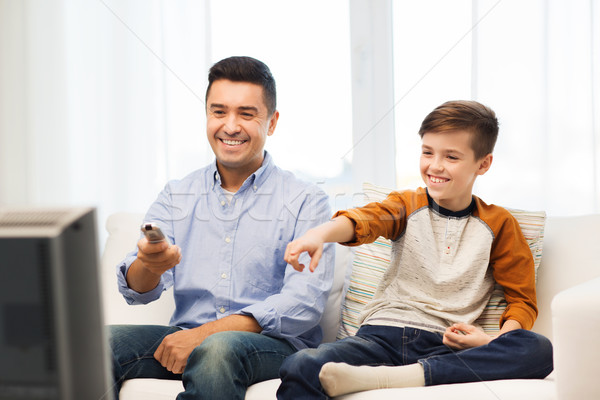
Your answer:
[334,188,537,332]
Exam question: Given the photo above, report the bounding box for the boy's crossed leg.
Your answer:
[319,362,425,397]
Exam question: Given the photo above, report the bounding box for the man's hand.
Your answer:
[154,315,261,374]
[136,238,181,276]
[284,230,325,272]
[126,238,182,293]
[154,328,207,374]
[443,323,492,350]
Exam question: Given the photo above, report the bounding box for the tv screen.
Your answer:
[0,207,113,400]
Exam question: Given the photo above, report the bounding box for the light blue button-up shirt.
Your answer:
[117,152,335,350]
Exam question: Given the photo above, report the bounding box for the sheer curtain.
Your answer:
[0,0,211,242]
[393,0,599,216]
[1,0,596,246]
[0,0,354,244]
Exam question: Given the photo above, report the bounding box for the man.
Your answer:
[110,56,335,400]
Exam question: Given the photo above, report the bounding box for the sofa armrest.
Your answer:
[551,276,600,400]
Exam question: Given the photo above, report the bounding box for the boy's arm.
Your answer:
[284,216,355,272]
[491,215,538,330]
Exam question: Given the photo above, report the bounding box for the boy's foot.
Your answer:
[318,362,425,397]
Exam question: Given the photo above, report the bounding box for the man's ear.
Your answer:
[267,110,279,136]
[477,154,493,175]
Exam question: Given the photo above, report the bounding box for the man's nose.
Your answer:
[224,115,242,135]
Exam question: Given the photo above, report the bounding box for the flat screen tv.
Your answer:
[0,207,113,400]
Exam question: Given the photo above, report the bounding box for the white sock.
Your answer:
[318,362,425,397]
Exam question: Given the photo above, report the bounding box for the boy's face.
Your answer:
[420,130,492,211]
[206,79,279,177]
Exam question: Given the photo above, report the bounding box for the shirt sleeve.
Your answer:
[490,213,538,330]
[238,186,336,349]
[332,190,416,246]
[115,184,175,305]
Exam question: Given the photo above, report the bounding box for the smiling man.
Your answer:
[109,56,335,400]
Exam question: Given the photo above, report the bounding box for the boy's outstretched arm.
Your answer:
[284,216,355,272]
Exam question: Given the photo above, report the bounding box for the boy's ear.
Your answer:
[477,154,493,175]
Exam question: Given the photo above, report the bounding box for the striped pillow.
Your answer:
[336,183,546,339]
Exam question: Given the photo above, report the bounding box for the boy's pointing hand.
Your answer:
[284,232,324,273]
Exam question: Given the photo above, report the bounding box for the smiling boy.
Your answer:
[276,100,553,399]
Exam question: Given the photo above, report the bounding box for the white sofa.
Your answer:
[101,212,600,400]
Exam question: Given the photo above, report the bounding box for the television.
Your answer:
[0,207,113,400]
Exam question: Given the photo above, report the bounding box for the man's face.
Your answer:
[420,130,492,211]
[206,79,278,176]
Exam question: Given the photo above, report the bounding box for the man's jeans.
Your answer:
[277,325,553,399]
[109,325,296,400]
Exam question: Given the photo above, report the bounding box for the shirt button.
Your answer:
[221,273,227,279]
[253,185,258,191]
[219,307,226,314]
[221,200,226,206]
[225,237,231,243]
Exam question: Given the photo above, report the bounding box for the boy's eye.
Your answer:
[447,155,459,160]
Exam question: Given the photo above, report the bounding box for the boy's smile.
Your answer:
[420,130,492,211]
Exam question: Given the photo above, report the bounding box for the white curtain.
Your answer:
[0,0,354,239]
[393,0,599,216]
[2,0,596,241]
[0,0,211,241]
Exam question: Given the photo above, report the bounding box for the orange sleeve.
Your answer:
[485,206,538,330]
[332,188,428,246]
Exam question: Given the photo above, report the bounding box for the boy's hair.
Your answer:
[418,100,499,159]
[206,56,277,116]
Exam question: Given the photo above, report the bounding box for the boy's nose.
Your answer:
[431,157,444,171]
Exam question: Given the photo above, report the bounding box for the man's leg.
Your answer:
[419,329,553,385]
[177,331,296,400]
[109,325,182,399]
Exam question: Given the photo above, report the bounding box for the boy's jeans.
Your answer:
[277,325,553,400]
[109,325,296,400]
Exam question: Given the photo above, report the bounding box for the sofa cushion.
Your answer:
[337,182,546,339]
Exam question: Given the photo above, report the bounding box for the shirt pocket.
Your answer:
[245,239,288,294]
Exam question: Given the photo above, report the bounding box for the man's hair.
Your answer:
[206,56,277,116]
[418,100,499,159]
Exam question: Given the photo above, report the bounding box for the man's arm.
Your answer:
[125,238,181,293]
[154,314,261,374]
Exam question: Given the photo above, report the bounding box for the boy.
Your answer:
[277,100,553,399]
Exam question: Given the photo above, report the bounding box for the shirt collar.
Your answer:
[426,188,475,218]
[211,151,274,192]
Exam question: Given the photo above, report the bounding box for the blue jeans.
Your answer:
[109,325,296,400]
[277,325,553,399]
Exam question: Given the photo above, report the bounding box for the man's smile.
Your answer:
[220,138,247,146]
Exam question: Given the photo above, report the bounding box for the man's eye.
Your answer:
[241,112,254,118]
